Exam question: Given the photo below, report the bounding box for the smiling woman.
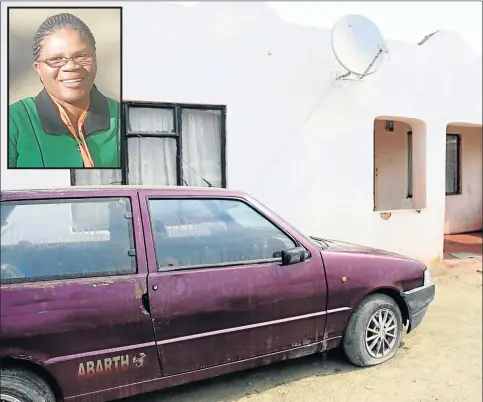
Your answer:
[8,11,121,169]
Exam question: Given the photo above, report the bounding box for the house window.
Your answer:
[407,131,413,198]
[71,102,226,188]
[446,134,461,195]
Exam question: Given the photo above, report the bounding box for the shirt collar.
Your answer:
[35,85,110,136]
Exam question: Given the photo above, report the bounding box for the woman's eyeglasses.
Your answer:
[38,54,96,68]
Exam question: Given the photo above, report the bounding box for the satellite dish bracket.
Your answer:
[335,71,352,80]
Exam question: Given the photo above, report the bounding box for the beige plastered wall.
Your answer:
[374,119,412,211]
[373,118,426,212]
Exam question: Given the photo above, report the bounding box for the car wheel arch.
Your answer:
[0,357,63,401]
[355,287,410,328]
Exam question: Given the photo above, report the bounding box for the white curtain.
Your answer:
[127,107,178,185]
[128,107,174,133]
[128,137,178,185]
[182,109,222,187]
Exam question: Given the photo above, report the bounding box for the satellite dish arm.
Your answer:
[359,43,388,79]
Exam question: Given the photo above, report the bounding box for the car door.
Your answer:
[139,189,328,376]
[0,189,162,399]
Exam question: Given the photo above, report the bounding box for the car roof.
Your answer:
[1,185,247,198]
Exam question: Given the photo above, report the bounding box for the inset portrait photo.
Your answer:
[7,7,122,169]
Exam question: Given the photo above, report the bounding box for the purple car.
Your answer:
[0,186,435,402]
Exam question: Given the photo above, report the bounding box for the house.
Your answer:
[1,2,481,267]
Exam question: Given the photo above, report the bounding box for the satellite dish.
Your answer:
[331,14,389,80]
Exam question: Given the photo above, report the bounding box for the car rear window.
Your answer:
[0,197,137,284]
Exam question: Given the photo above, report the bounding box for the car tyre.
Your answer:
[343,293,403,367]
[0,367,55,402]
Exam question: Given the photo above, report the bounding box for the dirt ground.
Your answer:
[127,259,482,402]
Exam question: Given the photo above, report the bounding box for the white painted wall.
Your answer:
[2,2,482,266]
[444,124,483,234]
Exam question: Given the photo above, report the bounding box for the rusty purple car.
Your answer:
[0,186,435,402]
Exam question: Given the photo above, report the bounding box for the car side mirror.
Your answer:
[281,246,307,266]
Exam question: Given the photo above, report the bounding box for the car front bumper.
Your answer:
[403,282,436,333]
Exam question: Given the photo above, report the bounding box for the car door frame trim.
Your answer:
[156,307,352,345]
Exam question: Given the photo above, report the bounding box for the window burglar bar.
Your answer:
[445,134,461,196]
[407,131,413,198]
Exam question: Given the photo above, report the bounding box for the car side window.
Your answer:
[148,198,297,270]
[0,197,136,284]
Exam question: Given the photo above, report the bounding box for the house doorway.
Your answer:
[443,122,482,260]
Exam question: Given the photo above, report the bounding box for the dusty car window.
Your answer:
[148,198,296,269]
[0,198,136,284]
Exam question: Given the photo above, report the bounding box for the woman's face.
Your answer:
[34,28,97,105]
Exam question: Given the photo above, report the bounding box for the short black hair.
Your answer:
[32,13,96,61]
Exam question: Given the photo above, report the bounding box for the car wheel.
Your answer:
[342,293,403,367]
[0,368,55,402]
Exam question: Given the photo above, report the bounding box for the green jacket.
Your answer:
[8,86,121,169]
